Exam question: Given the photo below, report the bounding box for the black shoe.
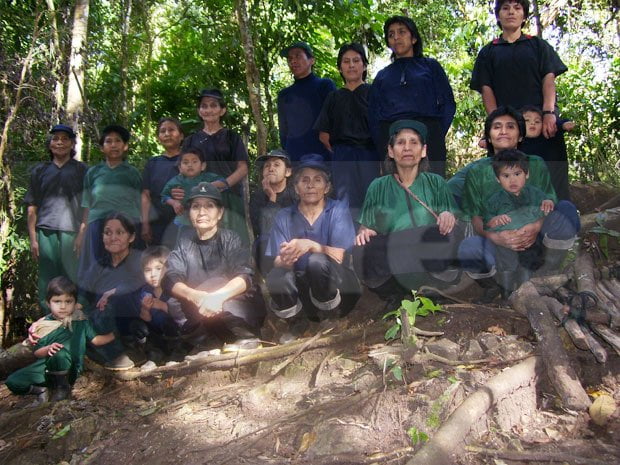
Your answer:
[48,371,71,402]
[474,277,501,304]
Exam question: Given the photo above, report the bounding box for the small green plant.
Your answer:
[383,291,444,345]
[407,426,429,446]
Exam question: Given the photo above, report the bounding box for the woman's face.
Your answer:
[488,115,522,152]
[188,197,224,233]
[49,132,75,159]
[198,97,226,125]
[339,50,366,84]
[103,219,135,255]
[387,22,416,58]
[158,121,184,151]
[388,129,427,168]
[294,168,330,205]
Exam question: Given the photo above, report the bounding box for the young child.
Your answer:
[249,149,295,273]
[160,148,225,231]
[520,105,575,201]
[134,246,185,361]
[77,125,142,275]
[24,124,87,312]
[483,149,555,296]
[6,277,115,403]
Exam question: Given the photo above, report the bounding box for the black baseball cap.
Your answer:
[295,153,330,175]
[186,182,222,206]
[50,124,76,139]
[256,148,291,165]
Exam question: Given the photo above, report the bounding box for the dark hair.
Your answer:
[103,212,136,237]
[178,148,205,165]
[156,117,184,136]
[494,0,530,28]
[484,106,526,155]
[46,134,77,160]
[292,166,330,186]
[336,43,368,81]
[385,129,429,174]
[99,125,130,146]
[46,276,78,301]
[383,16,424,58]
[492,149,529,178]
[519,104,542,117]
[196,88,226,109]
[141,245,170,269]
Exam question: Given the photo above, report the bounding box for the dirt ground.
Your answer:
[0,282,619,465]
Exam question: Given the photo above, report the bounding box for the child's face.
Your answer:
[179,153,205,178]
[523,111,543,138]
[48,293,76,320]
[497,165,529,195]
[262,158,291,185]
[143,259,165,288]
[102,131,129,162]
[198,97,226,124]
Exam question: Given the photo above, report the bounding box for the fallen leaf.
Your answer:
[544,427,561,440]
[138,406,160,417]
[589,394,616,426]
[52,424,71,440]
[487,325,506,336]
[297,431,316,454]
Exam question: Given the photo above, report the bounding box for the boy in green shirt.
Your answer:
[6,277,114,403]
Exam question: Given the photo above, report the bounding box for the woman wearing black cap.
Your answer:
[368,15,456,177]
[354,120,460,306]
[181,88,249,243]
[24,124,88,311]
[163,182,265,352]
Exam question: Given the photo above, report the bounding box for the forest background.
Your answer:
[0,0,618,344]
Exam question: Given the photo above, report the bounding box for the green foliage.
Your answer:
[406,426,429,446]
[383,291,444,342]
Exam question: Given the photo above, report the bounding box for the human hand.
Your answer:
[141,223,152,244]
[47,342,64,357]
[541,199,554,215]
[212,180,228,192]
[279,239,316,265]
[542,113,557,138]
[97,288,117,311]
[27,320,42,345]
[487,214,512,229]
[193,291,225,316]
[169,199,184,216]
[478,137,487,149]
[437,211,456,235]
[74,231,84,255]
[355,226,377,246]
[170,187,185,201]
[262,178,277,203]
[562,121,576,132]
[141,293,154,310]
[30,240,39,261]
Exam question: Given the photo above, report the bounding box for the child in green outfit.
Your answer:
[5,277,115,403]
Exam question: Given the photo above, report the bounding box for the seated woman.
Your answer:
[79,212,146,370]
[163,182,265,352]
[265,154,361,344]
[354,120,460,304]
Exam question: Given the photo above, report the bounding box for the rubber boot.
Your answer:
[28,385,49,404]
[475,277,501,304]
[48,371,71,402]
[535,247,568,277]
[496,271,517,300]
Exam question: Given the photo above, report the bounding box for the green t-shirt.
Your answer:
[460,155,556,221]
[483,184,549,232]
[35,315,98,375]
[358,173,457,234]
[82,161,142,222]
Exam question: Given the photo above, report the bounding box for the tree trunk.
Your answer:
[235,0,268,156]
[0,11,43,346]
[66,0,89,160]
[119,0,132,126]
[46,0,65,122]
[530,0,543,36]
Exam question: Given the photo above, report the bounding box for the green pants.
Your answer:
[37,229,79,311]
[5,348,76,395]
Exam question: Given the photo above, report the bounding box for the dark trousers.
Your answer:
[6,348,76,395]
[180,277,266,341]
[378,117,447,177]
[353,225,462,290]
[266,254,361,319]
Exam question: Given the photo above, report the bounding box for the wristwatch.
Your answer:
[542,110,555,115]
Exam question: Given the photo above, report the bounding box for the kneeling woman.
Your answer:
[163,183,265,351]
[265,154,361,343]
[354,120,460,301]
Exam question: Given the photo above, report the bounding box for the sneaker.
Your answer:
[222,338,262,353]
[104,353,135,371]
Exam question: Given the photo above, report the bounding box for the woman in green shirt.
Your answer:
[354,120,460,301]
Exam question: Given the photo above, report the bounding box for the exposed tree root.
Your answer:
[407,357,541,465]
[465,445,613,465]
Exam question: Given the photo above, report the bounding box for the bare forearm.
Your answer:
[209,276,247,301]
[27,206,38,242]
[542,73,556,111]
[92,332,115,346]
[141,190,151,224]
[226,161,248,188]
[481,86,497,114]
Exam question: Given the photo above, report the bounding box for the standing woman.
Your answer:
[182,88,249,243]
[76,125,142,275]
[314,43,380,217]
[368,15,456,177]
[141,118,184,248]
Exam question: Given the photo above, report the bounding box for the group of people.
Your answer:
[8,1,581,403]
